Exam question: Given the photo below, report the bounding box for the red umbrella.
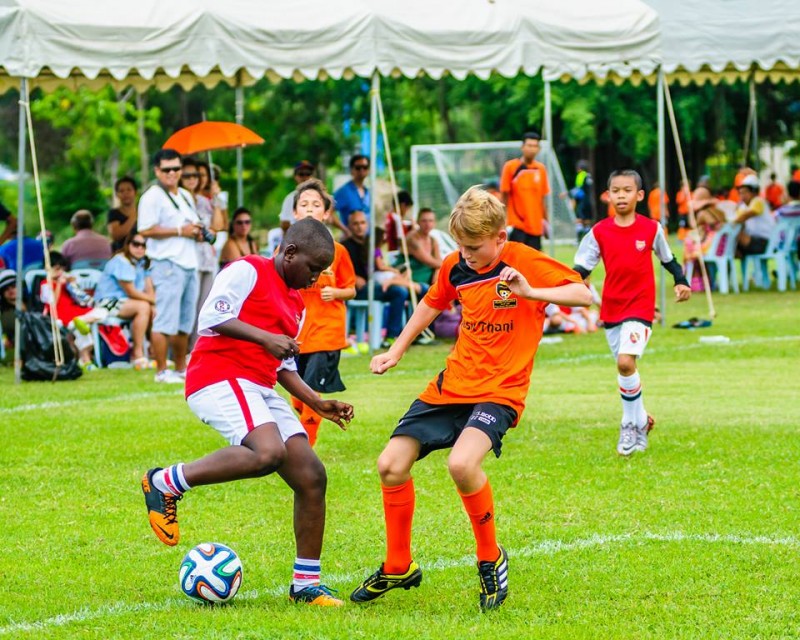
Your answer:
[162,121,264,155]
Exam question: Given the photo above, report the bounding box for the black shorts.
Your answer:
[391,399,517,460]
[296,350,345,394]
[509,228,542,250]
[739,236,769,256]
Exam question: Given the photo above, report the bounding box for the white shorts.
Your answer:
[187,378,306,446]
[605,321,652,359]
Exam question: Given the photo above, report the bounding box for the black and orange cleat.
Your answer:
[141,468,181,546]
[289,584,344,606]
[350,562,422,603]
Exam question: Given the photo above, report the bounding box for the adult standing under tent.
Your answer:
[333,154,371,232]
[500,132,550,251]
[138,149,202,384]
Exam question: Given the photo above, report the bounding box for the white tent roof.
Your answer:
[644,0,800,84]
[0,0,661,91]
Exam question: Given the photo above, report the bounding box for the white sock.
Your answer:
[618,372,646,427]
[152,464,190,496]
[292,557,321,590]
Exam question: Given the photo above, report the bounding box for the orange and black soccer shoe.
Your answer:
[141,468,181,546]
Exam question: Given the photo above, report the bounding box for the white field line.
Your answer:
[0,390,184,415]
[2,530,799,635]
[344,334,800,378]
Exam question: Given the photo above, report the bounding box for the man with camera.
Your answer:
[138,148,204,383]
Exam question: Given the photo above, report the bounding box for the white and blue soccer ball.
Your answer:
[179,542,243,604]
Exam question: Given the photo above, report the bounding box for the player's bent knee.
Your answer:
[250,447,287,477]
[446,454,478,485]
[376,452,411,485]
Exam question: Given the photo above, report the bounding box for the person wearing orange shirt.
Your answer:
[290,179,356,446]
[764,172,786,209]
[350,186,590,611]
[647,182,670,225]
[728,165,755,203]
[500,131,550,250]
[675,179,691,239]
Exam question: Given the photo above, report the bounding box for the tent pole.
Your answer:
[544,79,555,256]
[367,72,379,354]
[657,70,666,327]
[749,76,759,173]
[235,79,244,208]
[14,78,28,384]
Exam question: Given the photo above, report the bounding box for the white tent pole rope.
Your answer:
[22,83,64,368]
[375,91,416,308]
[662,81,716,319]
[741,87,754,167]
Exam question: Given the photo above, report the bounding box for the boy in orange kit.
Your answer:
[291,179,356,446]
[350,187,591,611]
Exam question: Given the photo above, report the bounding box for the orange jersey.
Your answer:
[297,242,356,353]
[500,159,550,235]
[647,188,669,220]
[419,242,583,422]
[676,187,690,215]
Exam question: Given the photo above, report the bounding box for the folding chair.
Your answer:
[685,223,741,294]
[742,220,797,292]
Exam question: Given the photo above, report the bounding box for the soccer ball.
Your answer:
[179,542,243,604]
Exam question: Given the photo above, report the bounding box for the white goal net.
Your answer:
[410,141,576,246]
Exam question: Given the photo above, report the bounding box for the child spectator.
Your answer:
[141,218,353,607]
[573,169,691,456]
[289,179,356,446]
[350,187,590,611]
[40,251,108,370]
[93,232,156,369]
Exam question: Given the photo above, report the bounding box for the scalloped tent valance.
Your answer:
[0,0,661,91]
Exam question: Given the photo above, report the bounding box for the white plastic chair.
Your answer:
[69,268,103,295]
[685,223,741,294]
[742,220,797,292]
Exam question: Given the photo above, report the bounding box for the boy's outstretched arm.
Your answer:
[370,300,441,375]
[653,224,691,302]
[499,266,593,307]
[277,369,354,429]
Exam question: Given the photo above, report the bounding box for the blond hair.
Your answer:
[448,186,506,240]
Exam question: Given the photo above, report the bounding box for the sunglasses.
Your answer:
[182,172,200,179]
[296,171,313,178]
[130,241,147,248]
[353,164,369,170]
[235,219,252,225]
[159,166,182,173]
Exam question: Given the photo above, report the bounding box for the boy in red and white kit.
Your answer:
[141,218,354,606]
[573,170,691,456]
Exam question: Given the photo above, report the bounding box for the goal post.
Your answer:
[410,140,576,245]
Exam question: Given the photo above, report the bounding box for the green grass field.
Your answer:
[1,285,799,639]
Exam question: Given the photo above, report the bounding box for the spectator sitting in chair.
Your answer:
[0,232,45,272]
[401,207,443,286]
[40,252,109,371]
[62,209,112,267]
[0,268,24,353]
[341,210,409,348]
[94,232,156,369]
[735,175,775,257]
[0,200,16,246]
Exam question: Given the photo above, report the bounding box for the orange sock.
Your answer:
[291,396,303,414]
[382,479,415,574]
[459,480,499,563]
[299,402,322,447]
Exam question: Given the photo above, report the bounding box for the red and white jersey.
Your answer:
[574,215,673,325]
[186,255,304,397]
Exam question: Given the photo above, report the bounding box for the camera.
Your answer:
[199,226,216,244]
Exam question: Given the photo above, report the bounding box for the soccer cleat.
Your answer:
[154,369,184,384]
[617,423,638,456]
[478,545,509,611]
[635,415,655,452]
[350,562,423,603]
[289,584,343,607]
[141,468,181,546]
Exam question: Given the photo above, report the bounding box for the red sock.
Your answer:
[382,479,415,574]
[299,402,322,447]
[459,480,499,563]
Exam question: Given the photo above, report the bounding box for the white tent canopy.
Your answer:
[0,0,661,91]
[644,0,800,84]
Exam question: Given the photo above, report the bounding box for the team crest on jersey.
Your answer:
[635,240,646,251]
[493,280,517,309]
[214,299,231,313]
[630,331,640,344]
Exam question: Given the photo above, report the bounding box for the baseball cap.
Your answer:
[294,160,315,174]
[0,268,16,291]
[739,175,759,189]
